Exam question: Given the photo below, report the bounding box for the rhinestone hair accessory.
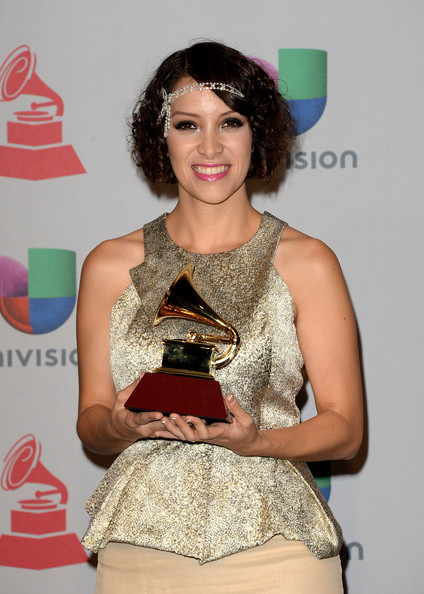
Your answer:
[159,82,245,138]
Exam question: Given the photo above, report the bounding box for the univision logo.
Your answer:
[279,49,327,135]
[0,249,76,334]
[254,49,357,169]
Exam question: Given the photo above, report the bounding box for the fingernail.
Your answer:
[227,394,234,403]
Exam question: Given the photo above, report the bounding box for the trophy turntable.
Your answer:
[125,263,240,423]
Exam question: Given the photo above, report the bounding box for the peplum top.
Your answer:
[81,211,342,563]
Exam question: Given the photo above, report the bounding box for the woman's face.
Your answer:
[166,78,253,207]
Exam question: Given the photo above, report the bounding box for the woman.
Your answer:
[77,41,363,593]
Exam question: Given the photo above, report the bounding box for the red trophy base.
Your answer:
[0,144,86,180]
[125,372,229,423]
[0,533,88,569]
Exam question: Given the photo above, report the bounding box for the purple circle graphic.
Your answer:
[0,255,28,297]
[249,57,279,89]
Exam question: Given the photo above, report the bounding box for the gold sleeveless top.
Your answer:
[81,211,342,563]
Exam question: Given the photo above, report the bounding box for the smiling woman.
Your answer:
[76,41,362,594]
[130,42,295,184]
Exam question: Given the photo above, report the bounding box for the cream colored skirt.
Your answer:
[95,536,343,594]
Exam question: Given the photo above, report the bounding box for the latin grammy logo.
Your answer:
[0,45,86,180]
[0,434,88,569]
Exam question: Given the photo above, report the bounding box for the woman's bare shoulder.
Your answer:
[274,225,344,301]
[83,228,144,274]
[79,228,145,304]
[276,225,339,268]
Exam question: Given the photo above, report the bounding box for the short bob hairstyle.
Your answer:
[130,41,295,183]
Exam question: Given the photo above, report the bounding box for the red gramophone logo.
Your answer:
[0,434,88,569]
[0,45,85,180]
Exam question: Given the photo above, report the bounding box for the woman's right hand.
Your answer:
[109,375,164,442]
[77,375,165,455]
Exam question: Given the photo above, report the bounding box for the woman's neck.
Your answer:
[166,200,262,254]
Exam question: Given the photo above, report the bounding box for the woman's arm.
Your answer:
[252,230,363,460]
[154,229,363,461]
[76,237,164,455]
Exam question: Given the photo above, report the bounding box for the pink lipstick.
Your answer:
[192,164,230,181]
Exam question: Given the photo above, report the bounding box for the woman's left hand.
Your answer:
[153,394,265,456]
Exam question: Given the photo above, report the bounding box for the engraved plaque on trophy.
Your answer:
[125,264,240,423]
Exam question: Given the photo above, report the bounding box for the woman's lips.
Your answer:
[192,164,230,181]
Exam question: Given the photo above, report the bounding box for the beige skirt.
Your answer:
[95,536,343,594]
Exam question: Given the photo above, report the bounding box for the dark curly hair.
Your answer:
[130,41,295,183]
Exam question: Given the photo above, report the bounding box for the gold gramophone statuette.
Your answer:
[125,263,240,423]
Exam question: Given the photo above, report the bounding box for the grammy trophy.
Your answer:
[124,263,240,423]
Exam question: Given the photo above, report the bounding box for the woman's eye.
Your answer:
[174,121,197,131]
[222,118,244,129]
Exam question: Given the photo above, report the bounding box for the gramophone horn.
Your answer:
[1,434,68,504]
[154,264,240,369]
[0,45,64,116]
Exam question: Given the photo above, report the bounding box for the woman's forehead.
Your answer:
[170,79,234,116]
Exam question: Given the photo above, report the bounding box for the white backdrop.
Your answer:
[1,1,423,592]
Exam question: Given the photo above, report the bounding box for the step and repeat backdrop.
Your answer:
[1,1,422,592]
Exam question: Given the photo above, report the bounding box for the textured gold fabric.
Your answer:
[81,211,342,563]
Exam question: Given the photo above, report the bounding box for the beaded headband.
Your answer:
[159,82,245,138]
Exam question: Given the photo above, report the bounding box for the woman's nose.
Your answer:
[198,128,223,159]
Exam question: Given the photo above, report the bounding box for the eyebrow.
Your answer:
[171,109,240,118]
